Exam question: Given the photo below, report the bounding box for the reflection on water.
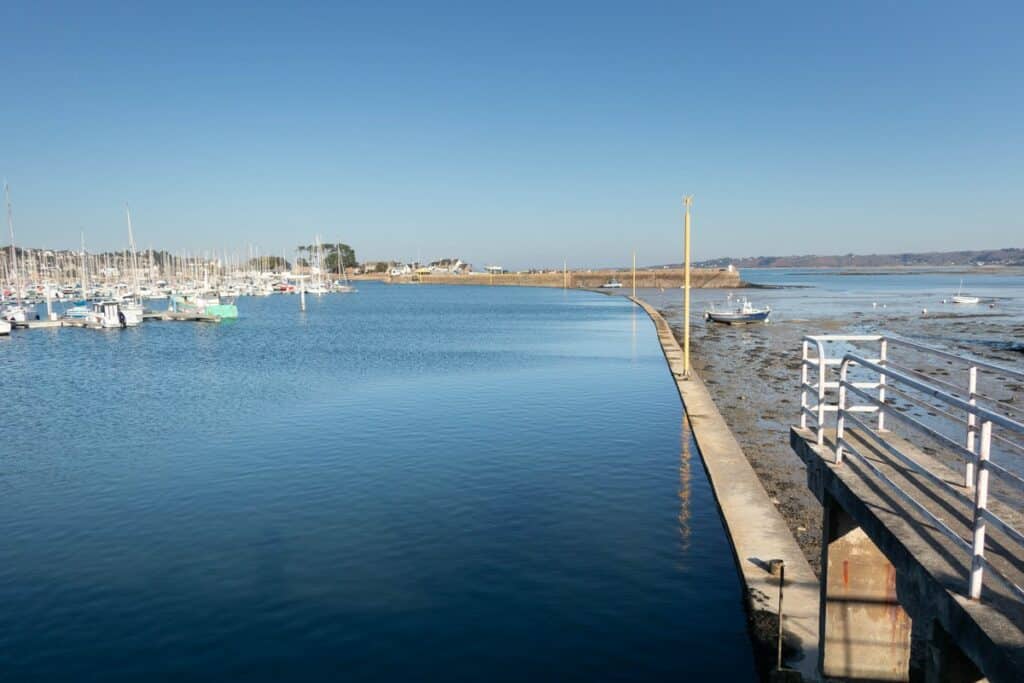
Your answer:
[678,416,694,553]
[631,306,638,361]
[0,283,755,681]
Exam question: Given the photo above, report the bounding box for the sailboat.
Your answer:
[119,205,145,325]
[334,244,356,293]
[306,237,333,295]
[2,182,34,324]
[951,280,980,305]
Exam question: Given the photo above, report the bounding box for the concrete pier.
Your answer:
[792,426,1024,682]
[367,267,742,289]
[630,296,821,680]
[5,311,222,331]
[12,319,63,329]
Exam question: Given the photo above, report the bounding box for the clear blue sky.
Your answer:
[3,1,1021,268]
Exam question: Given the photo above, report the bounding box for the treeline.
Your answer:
[694,248,1024,269]
[296,243,357,270]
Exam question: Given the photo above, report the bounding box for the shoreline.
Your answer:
[352,267,743,289]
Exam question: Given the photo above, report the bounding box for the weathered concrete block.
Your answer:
[821,498,912,680]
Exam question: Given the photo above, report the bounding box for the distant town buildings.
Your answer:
[366,258,473,277]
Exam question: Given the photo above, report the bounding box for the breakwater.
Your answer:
[355,267,742,289]
[629,294,820,680]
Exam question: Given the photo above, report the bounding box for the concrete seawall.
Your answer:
[629,295,820,680]
[354,268,742,289]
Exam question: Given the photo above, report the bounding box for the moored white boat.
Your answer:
[951,279,980,304]
[120,299,144,326]
[1,303,33,323]
[0,319,10,335]
[705,295,770,324]
[63,302,92,321]
[173,292,238,319]
[90,301,126,328]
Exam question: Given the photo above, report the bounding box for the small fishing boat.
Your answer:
[120,299,145,326]
[600,278,623,289]
[704,295,770,324]
[173,292,238,319]
[62,301,92,321]
[1,303,33,323]
[90,301,126,328]
[951,280,979,304]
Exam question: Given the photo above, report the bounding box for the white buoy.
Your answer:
[872,302,877,308]
[922,308,928,316]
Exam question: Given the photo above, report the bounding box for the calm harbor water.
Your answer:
[0,284,756,681]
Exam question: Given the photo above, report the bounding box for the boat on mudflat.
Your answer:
[704,296,770,324]
[951,279,980,304]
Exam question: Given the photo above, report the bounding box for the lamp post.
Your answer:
[683,196,693,377]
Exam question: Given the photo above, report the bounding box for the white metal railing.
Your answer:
[801,334,1024,487]
[799,334,1024,601]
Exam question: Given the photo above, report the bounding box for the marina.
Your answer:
[4,3,1022,679]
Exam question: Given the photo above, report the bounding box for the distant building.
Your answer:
[428,258,471,274]
[484,265,504,274]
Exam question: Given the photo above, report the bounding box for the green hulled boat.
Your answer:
[173,293,238,319]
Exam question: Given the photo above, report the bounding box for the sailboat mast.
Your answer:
[5,182,22,304]
[125,204,141,297]
[80,231,88,299]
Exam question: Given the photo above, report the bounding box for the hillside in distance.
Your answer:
[690,248,1024,269]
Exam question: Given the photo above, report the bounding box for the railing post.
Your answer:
[800,340,809,429]
[968,420,992,600]
[817,340,827,446]
[877,339,887,431]
[965,366,978,489]
[836,360,848,465]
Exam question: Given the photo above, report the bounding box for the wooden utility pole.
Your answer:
[683,196,693,376]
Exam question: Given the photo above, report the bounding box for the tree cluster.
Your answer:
[297,243,357,270]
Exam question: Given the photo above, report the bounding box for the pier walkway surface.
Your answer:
[631,296,820,680]
[794,334,1024,682]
